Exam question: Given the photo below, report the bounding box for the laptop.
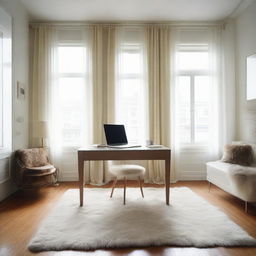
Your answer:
[103,124,141,148]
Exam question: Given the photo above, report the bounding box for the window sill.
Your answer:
[0,150,12,160]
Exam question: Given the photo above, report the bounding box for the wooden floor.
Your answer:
[0,181,256,256]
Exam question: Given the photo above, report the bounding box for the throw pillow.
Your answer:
[221,144,254,166]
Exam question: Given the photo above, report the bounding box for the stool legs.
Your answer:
[110,177,118,198]
[138,176,144,198]
[208,182,212,193]
[110,176,145,204]
[123,176,127,205]
[245,201,248,213]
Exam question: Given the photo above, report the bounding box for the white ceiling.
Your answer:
[20,0,244,22]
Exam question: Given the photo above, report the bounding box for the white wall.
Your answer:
[0,0,29,201]
[235,1,256,143]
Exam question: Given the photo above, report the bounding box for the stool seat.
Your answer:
[109,164,145,177]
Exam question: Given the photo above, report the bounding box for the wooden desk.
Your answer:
[78,146,171,206]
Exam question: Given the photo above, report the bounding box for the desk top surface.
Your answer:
[78,145,170,152]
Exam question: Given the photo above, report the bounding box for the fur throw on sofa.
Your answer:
[221,144,254,166]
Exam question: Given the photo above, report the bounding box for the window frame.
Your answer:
[175,44,210,146]
[116,42,147,144]
[0,8,12,159]
[56,43,89,150]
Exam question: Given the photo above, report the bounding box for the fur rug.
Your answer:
[29,187,256,251]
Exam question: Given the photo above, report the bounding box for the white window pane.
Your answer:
[177,76,191,143]
[59,77,85,146]
[120,51,141,74]
[59,77,84,102]
[0,25,12,152]
[58,46,86,73]
[178,51,209,70]
[194,76,210,143]
[116,41,146,145]
[117,78,145,143]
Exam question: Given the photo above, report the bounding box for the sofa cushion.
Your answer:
[221,144,254,166]
[207,161,256,202]
[207,161,256,175]
[231,141,256,164]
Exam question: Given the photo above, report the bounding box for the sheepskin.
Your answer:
[221,144,254,166]
[29,188,256,252]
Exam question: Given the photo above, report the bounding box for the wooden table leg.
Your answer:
[165,158,170,205]
[78,155,84,206]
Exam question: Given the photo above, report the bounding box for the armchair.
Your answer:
[13,148,58,188]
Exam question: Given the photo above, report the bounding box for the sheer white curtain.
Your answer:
[115,26,148,145]
[219,23,236,149]
[30,25,55,145]
[114,26,173,184]
[30,25,58,155]
[113,26,149,175]
[30,25,118,183]
[52,28,93,181]
[170,26,235,180]
[30,26,93,181]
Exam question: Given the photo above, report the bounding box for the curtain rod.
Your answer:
[29,21,224,27]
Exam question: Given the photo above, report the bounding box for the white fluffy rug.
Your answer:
[29,187,256,251]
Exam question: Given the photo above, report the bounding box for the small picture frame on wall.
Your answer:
[17,81,25,100]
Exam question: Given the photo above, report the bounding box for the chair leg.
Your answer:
[110,177,118,198]
[53,169,59,186]
[208,181,212,193]
[123,176,127,205]
[245,201,248,213]
[138,176,144,198]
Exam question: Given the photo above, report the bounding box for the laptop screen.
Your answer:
[104,124,128,145]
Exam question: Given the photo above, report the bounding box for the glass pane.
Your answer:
[194,76,210,143]
[177,76,191,143]
[178,51,209,70]
[120,50,141,75]
[58,46,86,73]
[117,78,145,143]
[59,77,85,146]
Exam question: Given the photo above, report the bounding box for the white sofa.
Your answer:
[206,143,256,212]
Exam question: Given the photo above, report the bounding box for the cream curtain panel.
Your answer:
[30,26,54,145]
[86,25,116,185]
[146,26,174,183]
[30,26,92,180]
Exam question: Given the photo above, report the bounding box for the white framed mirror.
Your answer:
[247,54,256,100]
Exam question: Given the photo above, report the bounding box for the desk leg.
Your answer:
[165,158,170,205]
[78,156,84,206]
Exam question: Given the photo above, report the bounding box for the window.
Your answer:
[0,8,12,158]
[57,45,88,148]
[116,43,147,144]
[175,44,210,145]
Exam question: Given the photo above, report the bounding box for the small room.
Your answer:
[0,0,256,255]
